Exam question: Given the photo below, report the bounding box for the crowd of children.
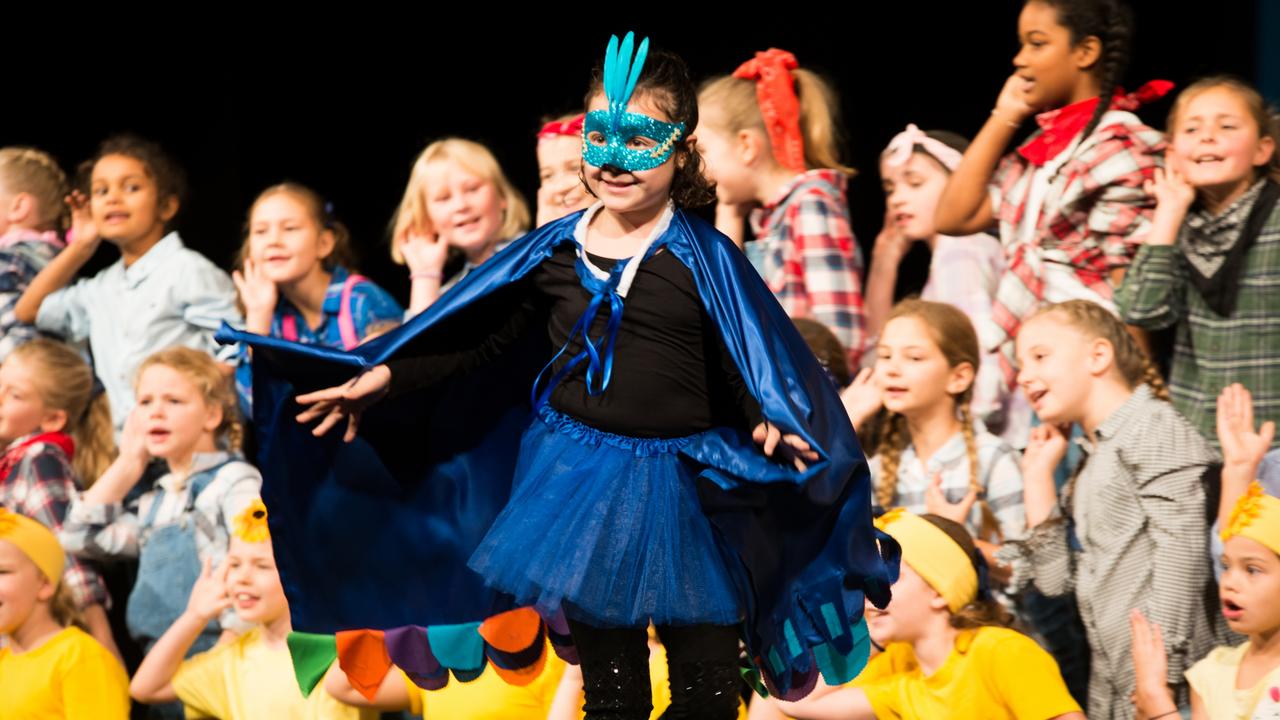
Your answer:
[1,2,1278,718]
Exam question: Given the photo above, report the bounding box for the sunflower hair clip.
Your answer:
[234,499,271,544]
[1223,482,1266,542]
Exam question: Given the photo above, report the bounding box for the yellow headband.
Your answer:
[233,499,271,544]
[1222,483,1280,556]
[0,508,64,584]
[875,509,978,613]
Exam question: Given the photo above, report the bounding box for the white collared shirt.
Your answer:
[36,232,243,430]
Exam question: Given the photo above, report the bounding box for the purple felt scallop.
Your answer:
[384,625,448,690]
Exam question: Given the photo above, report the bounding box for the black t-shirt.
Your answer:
[387,244,762,438]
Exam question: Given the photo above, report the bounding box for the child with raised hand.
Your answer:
[536,113,593,226]
[130,500,376,719]
[390,138,530,315]
[0,507,129,719]
[999,299,1222,718]
[1132,485,1280,719]
[935,0,1169,383]
[867,127,1027,444]
[761,511,1083,720]
[232,183,402,414]
[843,299,1025,574]
[1117,77,1280,447]
[0,339,119,655]
[14,135,242,431]
[0,147,70,361]
[698,49,866,364]
[61,347,261,661]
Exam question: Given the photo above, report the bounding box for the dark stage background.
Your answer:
[8,3,1269,303]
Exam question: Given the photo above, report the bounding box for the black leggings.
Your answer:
[567,618,742,720]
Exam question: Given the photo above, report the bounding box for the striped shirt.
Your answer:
[998,386,1226,719]
[869,423,1025,542]
[748,169,867,365]
[1116,198,1280,449]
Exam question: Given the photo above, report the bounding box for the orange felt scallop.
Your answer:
[487,644,548,687]
[477,607,542,652]
[336,629,392,701]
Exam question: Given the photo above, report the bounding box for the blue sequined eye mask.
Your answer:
[581,32,686,173]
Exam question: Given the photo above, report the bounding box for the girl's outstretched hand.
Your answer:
[65,190,101,250]
[1144,165,1197,218]
[841,367,883,429]
[753,421,820,472]
[186,556,232,623]
[295,364,393,442]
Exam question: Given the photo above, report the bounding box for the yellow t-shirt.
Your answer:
[1185,642,1280,720]
[172,626,376,720]
[0,626,129,720]
[406,644,566,719]
[853,626,1080,720]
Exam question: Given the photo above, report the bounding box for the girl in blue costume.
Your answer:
[236,34,895,720]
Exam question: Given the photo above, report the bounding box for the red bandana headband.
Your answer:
[537,114,585,143]
[733,49,806,175]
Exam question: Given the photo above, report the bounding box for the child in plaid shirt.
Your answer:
[1117,77,1280,448]
[698,48,866,365]
[935,0,1168,383]
[0,339,118,658]
[0,147,69,362]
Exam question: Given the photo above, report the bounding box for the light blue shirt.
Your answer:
[35,232,243,430]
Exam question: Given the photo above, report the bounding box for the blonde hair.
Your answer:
[237,183,357,272]
[698,69,855,177]
[1167,75,1280,184]
[137,348,243,452]
[9,340,116,486]
[0,147,69,232]
[389,138,530,264]
[875,300,999,541]
[1027,300,1170,400]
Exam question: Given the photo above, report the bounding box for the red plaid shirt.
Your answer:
[749,170,867,365]
[988,109,1165,376]
[0,436,110,610]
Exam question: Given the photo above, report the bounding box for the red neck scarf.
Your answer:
[1018,80,1174,166]
[733,49,806,175]
[0,432,75,482]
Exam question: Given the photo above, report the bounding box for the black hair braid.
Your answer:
[1080,0,1133,142]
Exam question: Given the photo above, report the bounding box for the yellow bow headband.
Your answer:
[0,507,64,584]
[875,508,978,613]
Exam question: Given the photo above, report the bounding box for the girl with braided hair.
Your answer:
[843,299,1025,579]
[999,299,1223,719]
[935,0,1171,392]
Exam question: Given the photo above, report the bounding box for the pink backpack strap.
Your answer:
[338,274,369,350]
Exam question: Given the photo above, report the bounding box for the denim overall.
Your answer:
[126,459,231,719]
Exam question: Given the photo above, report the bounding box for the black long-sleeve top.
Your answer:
[386,245,763,438]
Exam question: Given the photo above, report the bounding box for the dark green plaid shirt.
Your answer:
[1116,203,1280,448]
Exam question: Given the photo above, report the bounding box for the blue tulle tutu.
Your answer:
[467,404,744,628]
